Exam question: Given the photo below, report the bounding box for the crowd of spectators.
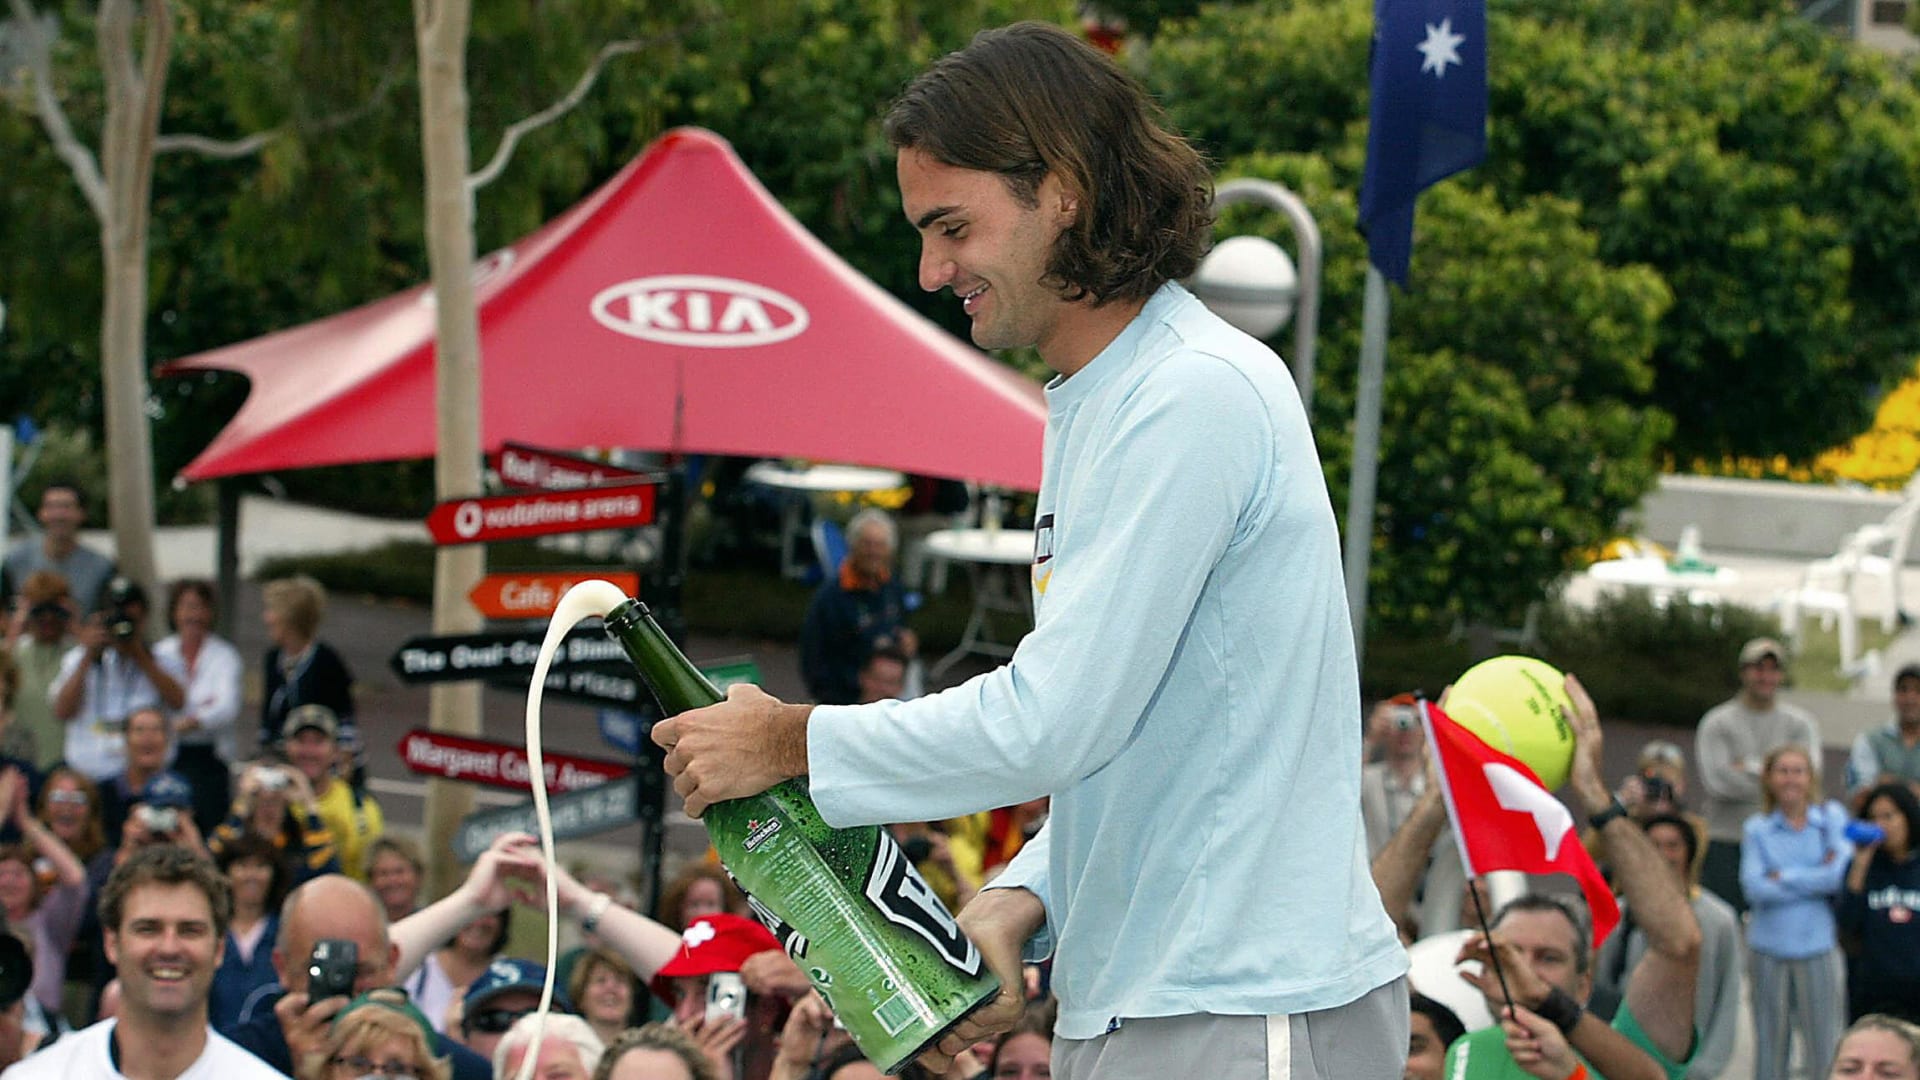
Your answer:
[1372,639,1920,1080]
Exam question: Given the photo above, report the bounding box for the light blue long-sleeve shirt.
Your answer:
[1739,799,1852,959]
[807,283,1407,1040]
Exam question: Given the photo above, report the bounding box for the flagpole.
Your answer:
[1419,697,1519,1020]
[1343,265,1391,669]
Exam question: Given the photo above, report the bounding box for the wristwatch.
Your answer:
[1587,796,1629,831]
[581,892,613,936]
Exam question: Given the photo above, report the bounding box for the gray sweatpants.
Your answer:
[1749,946,1846,1080]
[1053,977,1409,1080]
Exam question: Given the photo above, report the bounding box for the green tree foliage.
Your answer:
[1215,154,1670,627]
[0,0,1068,511]
[1150,0,1920,464]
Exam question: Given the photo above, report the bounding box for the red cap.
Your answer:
[650,914,783,1002]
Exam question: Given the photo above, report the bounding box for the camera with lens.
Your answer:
[255,767,291,793]
[135,804,179,835]
[104,577,144,642]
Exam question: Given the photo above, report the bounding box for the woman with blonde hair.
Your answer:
[314,988,450,1080]
[1742,743,1853,1080]
[260,575,355,752]
[1826,1013,1920,1079]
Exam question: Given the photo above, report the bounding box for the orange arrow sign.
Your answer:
[468,571,639,620]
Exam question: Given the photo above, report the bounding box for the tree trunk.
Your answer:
[96,0,168,596]
[414,0,485,899]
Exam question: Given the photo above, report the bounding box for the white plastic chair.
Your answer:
[1777,534,1868,673]
[1851,481,1920,631]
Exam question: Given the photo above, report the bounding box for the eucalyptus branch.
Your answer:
[154,52,401,158]
[8,0,108,218]
[466,36,647,192]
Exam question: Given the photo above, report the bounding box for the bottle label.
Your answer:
[863,832,983,976]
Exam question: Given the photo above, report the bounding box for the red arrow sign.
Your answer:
[493,443,647,492]
[426,482,656,546]
[396,729,630,793]
[469,571,640,620]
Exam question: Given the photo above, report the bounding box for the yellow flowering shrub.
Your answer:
[1688,356,1920,491]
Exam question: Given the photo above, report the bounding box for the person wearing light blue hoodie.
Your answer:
[1741,743,1853,1080]
[649,22,1408,1080]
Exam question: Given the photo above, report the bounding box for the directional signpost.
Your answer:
[492,443,650,492]
[468,571,640,620]
[426,482,657,546]
[452,775,648,863]
[388,628,630,683]
[397,729,629,793]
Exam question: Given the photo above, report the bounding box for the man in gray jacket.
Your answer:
[1693,637,1820,912]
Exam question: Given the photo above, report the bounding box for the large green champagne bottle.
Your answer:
[603,599,998,1074]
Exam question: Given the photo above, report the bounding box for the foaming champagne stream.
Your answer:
[517,579,632,1080]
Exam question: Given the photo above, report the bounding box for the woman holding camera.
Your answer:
[0,766,85,1020]
[209,761,339,885]
[154,578,243,835]
[1841,782,1920,1023]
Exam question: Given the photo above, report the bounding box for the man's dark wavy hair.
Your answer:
[883,21,1213,306]
[101,843,233,941]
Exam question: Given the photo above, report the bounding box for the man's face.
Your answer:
[501,1037,591,1080]
[104,881,222,1021]
[858,657,907,704]
[288,729,335,781]
[1405,1010,1448,1080]
[1740,657,1783,703]
[848,523,895,582]
[37,488,82,538]
[1646,822,1693,883]
[462,988,540,1061]
[898,147,1075,360]
[1895,677,1920,726]
[274,890,395,1002]
[1489,908,1589,1003]
[126,710,170,770]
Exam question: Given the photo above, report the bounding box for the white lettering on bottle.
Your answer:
[863,832,982,976]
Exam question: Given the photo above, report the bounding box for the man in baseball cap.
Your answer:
[457,957,567,1063]
[1694,636,1821,913]
[651,913,788,1080]
[281,703,386,881]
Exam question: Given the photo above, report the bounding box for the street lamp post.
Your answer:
[1189,178,1322,413]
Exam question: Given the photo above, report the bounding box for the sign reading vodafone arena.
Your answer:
[397,728,627,793]
[426,481,655,545]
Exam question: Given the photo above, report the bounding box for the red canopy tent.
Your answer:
[163,127,1044,490]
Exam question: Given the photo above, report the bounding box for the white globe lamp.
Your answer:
[1190,235,1298,340]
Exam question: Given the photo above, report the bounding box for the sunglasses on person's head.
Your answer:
[463,1007,533,1035]
[330,1055,421,1080]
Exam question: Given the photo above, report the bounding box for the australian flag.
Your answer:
[1357,0,1488,286]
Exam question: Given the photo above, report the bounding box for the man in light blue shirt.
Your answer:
[652,23,1407,1079]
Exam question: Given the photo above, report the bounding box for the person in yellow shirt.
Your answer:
[281,703,383,879]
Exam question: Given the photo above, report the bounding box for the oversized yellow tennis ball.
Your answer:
[1446,656,1577,790]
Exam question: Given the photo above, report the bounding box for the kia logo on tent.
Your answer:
[590,274,809,348]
